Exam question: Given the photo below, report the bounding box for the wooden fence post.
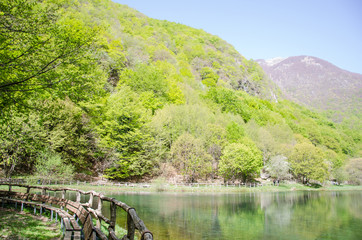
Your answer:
[127,211,135,240]
[41,188,46,210]
[76,191,81,203]
[109,201,117,238]
[88,192,94,207]
[97,197,102,212]
[96,195,103,230]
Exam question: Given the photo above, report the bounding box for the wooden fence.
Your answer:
[0,183,153,240]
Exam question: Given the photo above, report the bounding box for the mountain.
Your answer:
[1,0,361,184]
[257,56,362,115]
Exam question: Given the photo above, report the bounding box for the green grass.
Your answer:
[0,207,62,240]
[92,218,131,240]
[1,182,361,194]
[25,182,361,194]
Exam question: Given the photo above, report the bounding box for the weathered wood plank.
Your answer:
[70,218,81,231]
[64,230,72,240]
[63,218,73,231]
[75,208,82,219]
[66,199,82,209]
[78,211,87,224]
[81,207,89,216]
[11,192,28,200]
[83,214,93,240]
[93,227,108,240]
[66,204,78,214]
[73,231,81,240]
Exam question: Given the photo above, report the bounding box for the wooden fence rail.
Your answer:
[0,183,153,240]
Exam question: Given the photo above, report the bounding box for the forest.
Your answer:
[1,0,361,185]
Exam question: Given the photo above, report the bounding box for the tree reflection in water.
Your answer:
[109,191,362,240]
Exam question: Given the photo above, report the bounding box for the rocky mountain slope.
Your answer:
[257,56,362,114]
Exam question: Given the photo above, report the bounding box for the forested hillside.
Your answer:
[1,0,361,185]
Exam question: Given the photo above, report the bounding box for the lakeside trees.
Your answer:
[171,133,212,182]
[219,142,263,182]
[289,142,328,184]
[0,0,360,185]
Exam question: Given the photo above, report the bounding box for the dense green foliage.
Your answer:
[0,0,360,184]
[219,141,263,182]
[289,142,328,183]
[0,0,101,109]
[171,133,212,182]
[34,150,74,182]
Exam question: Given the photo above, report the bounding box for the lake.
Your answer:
[106,191,362,240]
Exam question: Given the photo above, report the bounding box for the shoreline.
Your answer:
[30,183,362,195]
[2,182,361,195]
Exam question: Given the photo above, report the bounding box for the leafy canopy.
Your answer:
[0,0,98,110]
[219,141,263,182]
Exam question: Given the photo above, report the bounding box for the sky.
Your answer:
[113,0,362,74]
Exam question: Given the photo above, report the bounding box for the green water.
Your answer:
[107,191,362,240]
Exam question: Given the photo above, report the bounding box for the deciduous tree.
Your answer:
[34,150,74,182]
[265,155,291,180]
[97,86,153,179]
[170,133,212,182]
[289,143,328,184]
[219,141,263,182]
[0,0,98,110]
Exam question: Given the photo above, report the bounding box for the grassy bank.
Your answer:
[2,182,362,194]
[0,207,61,240]
[21,182,362,194]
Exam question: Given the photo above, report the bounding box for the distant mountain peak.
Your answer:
[263,57,287,67]
[300,56,323,67]
[257,56,362,114]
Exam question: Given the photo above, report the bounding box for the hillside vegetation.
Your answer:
[0,0,361,185]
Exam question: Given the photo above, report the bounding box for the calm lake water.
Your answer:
[105,191,362,240]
